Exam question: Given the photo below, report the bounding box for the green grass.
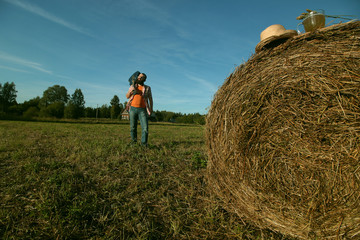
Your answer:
[0,120,291,239]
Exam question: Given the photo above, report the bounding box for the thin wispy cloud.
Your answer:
[0,52,52,74]
[128,0,171,25]
[76,80,124,94]
[0,64,30,73]
[54,74,73,81]
[186,74,218,93]
[4,0,92,36]
[127,0,190,40]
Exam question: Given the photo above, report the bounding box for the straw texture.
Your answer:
[206,21,360,239]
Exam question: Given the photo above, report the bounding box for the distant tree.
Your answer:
[193,113,206,125]
[84,107,96,118]
[110,95,121,119]
[71,88,85,108]
[20,97,41,116]
[39,102,65,118]
[7,105,22,116]
[176,114,191,124]
[64,103,77,119]
[39,85,69,118]
[65,89,85,119]
[41,85,69,107]
[23,106,39,119]
[0,82,17,112]
[110,95,120,106]
[154,110,163,121]
[161,111,178,122]
[175,113,205,125]
[99,104,110,118]
[22,97,41,110]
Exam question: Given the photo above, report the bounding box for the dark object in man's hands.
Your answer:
[128,71,140,87]
[132,89,139,96]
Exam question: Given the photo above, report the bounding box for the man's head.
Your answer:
[137,73,147,84]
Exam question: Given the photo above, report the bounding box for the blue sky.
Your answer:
[0,0,359,114]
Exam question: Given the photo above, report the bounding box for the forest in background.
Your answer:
[0,81,205,125]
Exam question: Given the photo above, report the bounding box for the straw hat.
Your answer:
[255,24,298,53]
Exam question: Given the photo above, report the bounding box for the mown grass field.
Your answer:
[0,120,291,239]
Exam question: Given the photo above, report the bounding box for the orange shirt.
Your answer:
[130,85,146,108]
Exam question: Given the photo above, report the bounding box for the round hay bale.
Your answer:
[206,21,360,239]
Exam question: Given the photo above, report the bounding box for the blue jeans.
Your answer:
[130,106,148,145]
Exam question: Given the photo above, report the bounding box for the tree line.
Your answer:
[0,82,205,124]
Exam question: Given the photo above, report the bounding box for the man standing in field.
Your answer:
[126,72,153,146]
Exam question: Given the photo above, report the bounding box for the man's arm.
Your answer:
[126,86,135,99]
[148,87,153,114]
